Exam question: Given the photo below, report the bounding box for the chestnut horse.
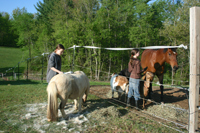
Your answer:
[141,48,178,103]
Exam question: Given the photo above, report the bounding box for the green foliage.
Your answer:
[0,12,18,47]
[2,0,197,83]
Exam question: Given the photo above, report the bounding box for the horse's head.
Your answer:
[143,72,154,97]
[165,48,179,72]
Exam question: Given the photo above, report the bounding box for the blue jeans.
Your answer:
[128,78,140,101]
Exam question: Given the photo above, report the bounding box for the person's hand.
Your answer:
[144,67,148,71]
[58,71,64,74]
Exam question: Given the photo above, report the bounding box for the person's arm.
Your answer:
[128,62,133,73]
[50,67,63,74]
[137,62,147,74]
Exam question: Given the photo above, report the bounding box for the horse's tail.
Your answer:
[47,81,58,122]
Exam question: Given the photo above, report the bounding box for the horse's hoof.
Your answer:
[161,102,164,104]
[64,116,69,120]
[47,118,57,122]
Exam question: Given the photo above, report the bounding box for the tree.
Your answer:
[0,12,18,47]
[12,7,35,59]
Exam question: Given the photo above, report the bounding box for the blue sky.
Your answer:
[0,0,40,15]
[0,0,156,15]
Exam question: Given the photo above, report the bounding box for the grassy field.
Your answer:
[0,80,187,133]
[0,47,26,73]
[0,47,186,132]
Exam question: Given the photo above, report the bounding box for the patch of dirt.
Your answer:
[89,85,196,129]
[90,106,121,121]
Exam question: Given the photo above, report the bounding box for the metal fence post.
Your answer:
[72,45,76,72]
[27,59,29,80]
[18,62,19,80]
[41,53,44,83]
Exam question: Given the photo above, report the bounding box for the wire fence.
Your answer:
[90,83,189,133]
[0,44,196,132]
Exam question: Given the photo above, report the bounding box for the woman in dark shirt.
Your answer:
[46,44,65,83]
[127,49,147,109]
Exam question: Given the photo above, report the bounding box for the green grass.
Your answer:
[0,47,26,73]
[0,80,187,133]
[90,81,110,86]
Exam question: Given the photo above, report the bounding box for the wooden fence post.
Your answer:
[189,6,200,133]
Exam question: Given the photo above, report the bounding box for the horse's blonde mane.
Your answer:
[74,71,84,74]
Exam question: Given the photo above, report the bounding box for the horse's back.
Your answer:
[141,49,160,73]
[48,71,89,99]
[71,71,90,94]
[72,71,89,87]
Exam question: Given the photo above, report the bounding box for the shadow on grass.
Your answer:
[0,80,43,85]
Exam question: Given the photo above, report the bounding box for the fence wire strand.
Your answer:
[92,87,188,132]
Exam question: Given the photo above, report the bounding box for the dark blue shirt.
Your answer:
[46,52,61,83]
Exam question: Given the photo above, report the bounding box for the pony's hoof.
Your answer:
[47,119,52,122]
[161,102,164,104]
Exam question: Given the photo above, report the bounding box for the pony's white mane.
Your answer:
[64,71,73,74]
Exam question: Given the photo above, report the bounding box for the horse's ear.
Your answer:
[171,48,177,52]
[163,48,168,53]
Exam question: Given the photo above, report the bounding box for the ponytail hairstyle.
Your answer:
[130,49,139,64]
[54,44,65,53]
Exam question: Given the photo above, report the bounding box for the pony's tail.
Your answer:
[47,81,58,122]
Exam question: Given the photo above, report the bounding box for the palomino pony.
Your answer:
[47,71,90,122]
[141,48,178,103]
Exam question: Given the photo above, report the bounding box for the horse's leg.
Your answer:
[78,96,82,112]
[148,82,152,99]
[112,90,114,98]
[82,87,89,103]
[74,99,78,110]
[112,86,116,98]
[125,94,127,103]
[143,99,145,109]
[118,92,122,101]
[158,74,164,103]
[59,99,68,119]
